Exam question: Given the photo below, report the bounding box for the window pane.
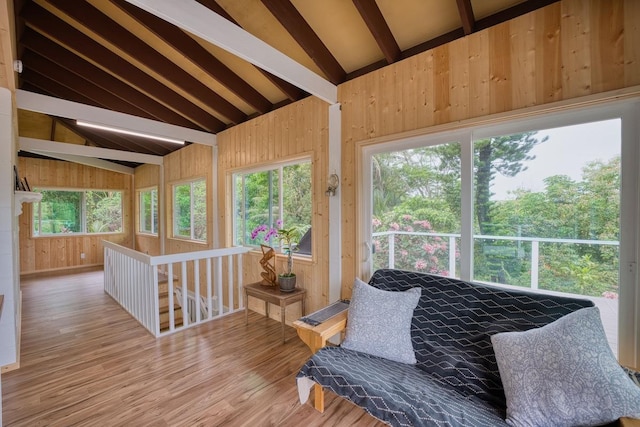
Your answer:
[140,191,152,233]
[140,189,157,234]
[86,191,122,233]
[174,184,192,238]
[283,163,311,236]
[244,170,279,246]
[371,143,461,277]
[192,180,207,241]
[472,120,620,353]
[233,161,311,254]
[34,190,82,234]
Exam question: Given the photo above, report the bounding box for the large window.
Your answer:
[363,102,638,362]
[139,188,158,235]
[172,179,206,241]
[233,160,312,253]
[33,189,123,236]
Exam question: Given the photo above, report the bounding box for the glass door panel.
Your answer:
[472,119,621,353]
[371,143,462,277]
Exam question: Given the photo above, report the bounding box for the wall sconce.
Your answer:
[326,173,339,196]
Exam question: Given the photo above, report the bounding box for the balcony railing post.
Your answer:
[449,236,456,277]
[531,240,539,290]
[388,233,395,269]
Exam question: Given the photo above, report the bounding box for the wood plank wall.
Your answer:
[338,0,640,296]
[217,96,330,321]
[133,164,161,256]
[18,157,132,274]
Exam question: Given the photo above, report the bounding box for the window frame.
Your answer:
[32,187,124,237]
[232,156,313,256]
[138,187,158,236]
[171,178,207,243]
[361,98,640,367]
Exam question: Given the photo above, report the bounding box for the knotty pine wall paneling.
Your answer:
[217,96,330,323]
[18,157,132,274]
[338,0,640,297]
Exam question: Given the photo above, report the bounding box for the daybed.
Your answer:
[297,269,640,427]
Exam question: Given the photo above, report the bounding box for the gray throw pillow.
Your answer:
[341,277,421,364]
[491,307,640,427]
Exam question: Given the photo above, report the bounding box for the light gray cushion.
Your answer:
[341,277,421,364]
[491,307,640,427]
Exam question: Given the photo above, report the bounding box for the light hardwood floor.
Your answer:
[2,269,384,427]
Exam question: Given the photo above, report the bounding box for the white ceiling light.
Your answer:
[76,120,185,144]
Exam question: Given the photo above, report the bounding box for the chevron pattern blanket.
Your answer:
[297,269,595,426]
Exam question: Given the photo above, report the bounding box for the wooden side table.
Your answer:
[244,282,306,343]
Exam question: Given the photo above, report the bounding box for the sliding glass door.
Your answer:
[362,101,639,361]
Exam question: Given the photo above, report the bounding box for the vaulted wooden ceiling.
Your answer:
[13,0,558,162]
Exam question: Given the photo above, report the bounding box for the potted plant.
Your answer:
[251,221,301,292]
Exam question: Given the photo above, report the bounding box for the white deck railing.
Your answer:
[103,241,252,337]
[373,231,619,289]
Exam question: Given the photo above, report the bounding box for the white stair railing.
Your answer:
[103,241,252,337]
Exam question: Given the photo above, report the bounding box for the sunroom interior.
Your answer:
[1,0,640,425]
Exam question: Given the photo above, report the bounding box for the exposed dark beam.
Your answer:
[22,50,157,121]
[196,0,307,102]
[347,0,558,82]
[113,0,273,114]
[45,0,247,124]
[20,2,226,133]
[21,69,167,156]
[20,29,203,130]
[475,0,559,32]
[456,0,475,35]
[352,0,400,64]
[260,0,346,85]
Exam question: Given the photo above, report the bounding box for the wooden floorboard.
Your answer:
[2,269,385,427]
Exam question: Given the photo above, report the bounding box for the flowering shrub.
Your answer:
[372,214,456,276]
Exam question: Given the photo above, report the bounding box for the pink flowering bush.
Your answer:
[372,213,455,276]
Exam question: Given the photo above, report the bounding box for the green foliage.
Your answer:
[372,136,620,299]
[174,180,206,241]
[235,162,311,248]
[34,189,122,235]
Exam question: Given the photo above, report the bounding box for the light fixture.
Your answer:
[325,173,339,196]
[76,120,185,144]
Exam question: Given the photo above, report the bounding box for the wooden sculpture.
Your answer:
[259,244,277,287]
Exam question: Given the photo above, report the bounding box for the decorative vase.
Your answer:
[278,274,296,292]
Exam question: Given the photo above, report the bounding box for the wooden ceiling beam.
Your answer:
[195,0,306,102]
[44,0,247,124]
[20,2,226,133]
[20,137,163,165]
[352,0,400,64]
[22,51,157,121]
[456,0,475,35]
[125,0,336,103]
[53,117,152,155]
[20,29,203,130]
[19,72,166,155]
[475,0,559,32]
[112,0,273,114]
[260,0,345,85]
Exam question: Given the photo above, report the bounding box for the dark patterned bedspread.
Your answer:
[297,269,596,427]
